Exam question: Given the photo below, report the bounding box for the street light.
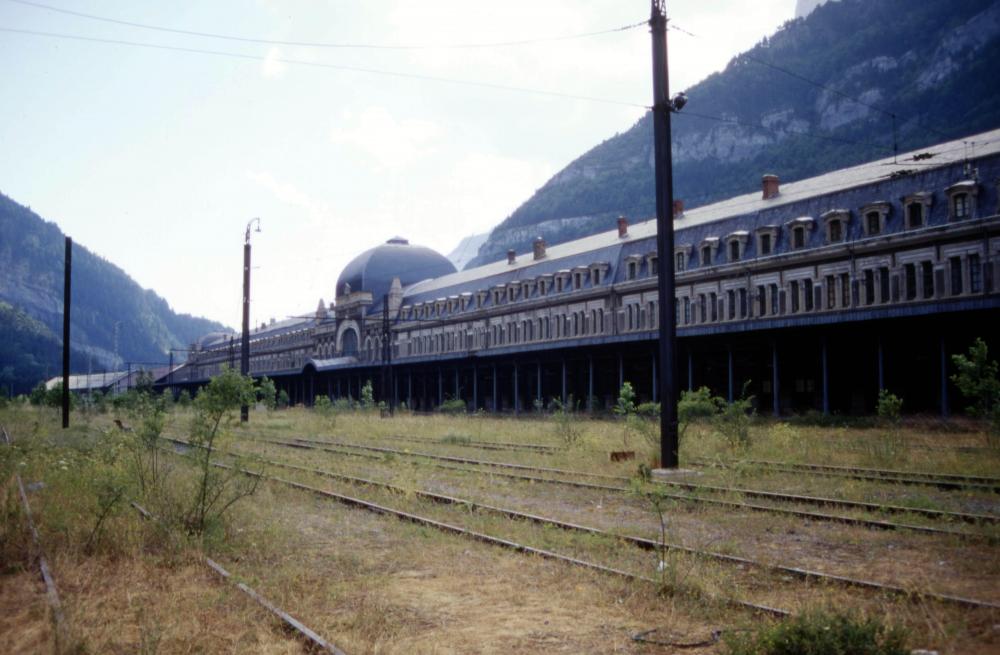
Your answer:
[241,217,261,422]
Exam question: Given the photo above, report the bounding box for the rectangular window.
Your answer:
[953,194,969,219]
[650,257,658,275]
[950,256,963,295]
[739,288,748,318]
[770,284,779,315]
[701,246,712,266]
[574,273,583,289]
[826,275,835,309]
[757,285,766,316]
[804,279,814,311]
[922,262,934,298]
[683,297,691,324]
[699,294,707,323]
[905,263,917,300]
[627,262,637,280]
[675,252,685,272]
[759,233,772,256]
[866,212,881,235]
[879,267,889,304]
[907,203,923,228]
[790,280,800,313]
[727,290,736,319]
[793,227,805,249]
[710,293,718,322]
[864,270,875,305]
[729,241,740,262]
[970,254,982,293]
[829,220,842,242]
[841,273,850,308]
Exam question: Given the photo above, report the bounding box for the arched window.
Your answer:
[341,329,359,356]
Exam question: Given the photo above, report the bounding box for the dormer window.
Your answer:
[821,209,849,244]
[627,260,638,280]
[574,272,583,289]
[866,212,880,235]
[648,255,658,275]
[945,181,977,221]
[829,220,842,242]
[860,201,890,236]
[953,193,969,219]
[785,217,814,250]
[700,246,712,266]
[675,251,686,272]
[903,192,932,229]
[755,226,778,257]
[724,231,749,262]
[792,226,805,249]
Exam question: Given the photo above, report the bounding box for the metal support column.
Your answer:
[536,362,542,405]
[822,337,830,415]
[473,365,478,410]
[877,337,885,391]
[492,364,498,412]
[940,336,950,418]
[771,340,780,417]
[727,346,734,403]
[408,372,412,409]
[618,353,624,391]
[652,351,658,399]
[687,350,693,391]
[587,356,594,413]
[561,359,567,405]
[61,236,71,429]
[514,363,520,416]
[437,369,443,406]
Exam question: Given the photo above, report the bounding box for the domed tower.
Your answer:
[335,237,456,302]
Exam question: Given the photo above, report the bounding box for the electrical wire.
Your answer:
[6,0,646,50]
[0,26,647,108]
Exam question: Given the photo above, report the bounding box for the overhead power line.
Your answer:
[7,0,645,50]
[0,26,648,108]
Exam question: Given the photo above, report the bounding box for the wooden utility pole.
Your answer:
[241,218,260,422]
[62,237,72,429]
[651,0,679,468]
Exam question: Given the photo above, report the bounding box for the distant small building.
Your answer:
[47,366,173,396]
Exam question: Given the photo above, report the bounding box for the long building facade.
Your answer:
[166,130,1000,415]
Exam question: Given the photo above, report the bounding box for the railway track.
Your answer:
[130,501,347,655]
[256,436,998,536]
[379,433,558,454]
[2,425,69,651]
[185,445,1000,614]
[690,457,1000,493]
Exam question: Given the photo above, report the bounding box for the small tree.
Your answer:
[614,382,638,447]
[277,389,290,409]
[876,389,903,425]
[550,395,583,447]
[28,382,46,406]
[184,368,262,536]
[951,338,1000,418]
[175,389,191,408]
[256,376,277,410]
[678,387,723,441]
[715,381,755,450]
[360,380,375,409]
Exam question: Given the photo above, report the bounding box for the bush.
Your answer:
[360,380,375,409]
[276,389,290,409]
[724,610,907,655]
[951,337,1000,419]
[439,398,466,415]
[175,389,191,408]
[714,382,755,450]
[678,387,723,440]
[876,389,903,425]
[550,396,583,447]
[257,376,277,410]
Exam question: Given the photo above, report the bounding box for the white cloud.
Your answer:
[246,170,331,225]
[329,107,443,169]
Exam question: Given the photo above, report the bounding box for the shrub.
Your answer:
[724,610,907,655]
[360,380,375,409]
[256,376,277,410]
[678,387,723,440]
[876,389,903,425]
[550,396,583,447]
[184,368,262,537]
[614,382,638,448]
[276,389,290,409]
[951,337,1000,419]
[439,398,466,415]
[175,389,191,408]
[714,382,755,450]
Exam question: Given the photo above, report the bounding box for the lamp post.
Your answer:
[241,217,261,423]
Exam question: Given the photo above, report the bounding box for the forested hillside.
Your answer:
[467,0,1000,267]
[0,192,228,394]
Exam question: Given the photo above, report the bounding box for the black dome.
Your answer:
[336,237,456,301]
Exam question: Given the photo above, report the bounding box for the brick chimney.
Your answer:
[762,174,780,200]
[533,236,546,260]
[673,199,684,218]
[617,215,628,238]
[507,249,516,265]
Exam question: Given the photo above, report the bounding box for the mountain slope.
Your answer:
[0,191,228,393]
[467,0,1000,268]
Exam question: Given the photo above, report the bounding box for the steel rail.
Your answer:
[205,450,1000,613]
[381,433,558,454]
[690,458,1000,493]
[2,425,70,652]
[129,500,347,655]
[269,436,999,528]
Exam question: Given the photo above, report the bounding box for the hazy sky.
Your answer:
[0,0,796,330]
